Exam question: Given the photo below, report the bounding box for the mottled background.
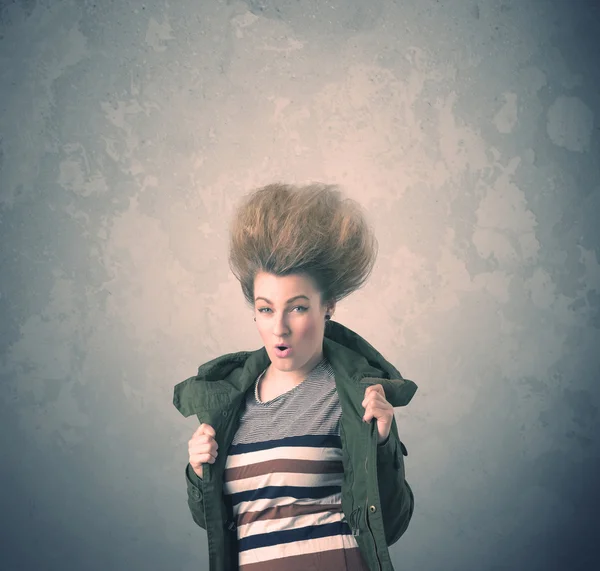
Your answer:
[1,0,599,570]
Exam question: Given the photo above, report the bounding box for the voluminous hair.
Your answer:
[228,182,378,308]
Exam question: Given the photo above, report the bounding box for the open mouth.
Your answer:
[274,345,292,357]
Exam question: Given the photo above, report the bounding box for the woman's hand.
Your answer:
[362,384,394,444]
[188,423,219,478]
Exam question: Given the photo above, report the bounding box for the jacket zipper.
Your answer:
[365,429,382,571]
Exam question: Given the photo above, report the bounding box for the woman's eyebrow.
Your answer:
[254,295,310,304]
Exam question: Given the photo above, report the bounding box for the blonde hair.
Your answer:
[228,182,378,309]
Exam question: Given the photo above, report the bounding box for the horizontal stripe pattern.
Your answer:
[223,458,343,483]
[236,540,369,571]
[232,494,345,523]
[222,358,369,570]
[237,503,343,527]
[229,433,343,454]
[245,547,368,571]
[226,471,343,499]
[225,447,340,469]
[237,510,345,540]
[229,483,343,508]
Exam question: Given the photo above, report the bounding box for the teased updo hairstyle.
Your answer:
[228,182,378,314]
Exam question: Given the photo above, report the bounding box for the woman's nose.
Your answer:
[272,315,290,335]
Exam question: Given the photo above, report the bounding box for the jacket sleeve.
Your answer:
[376,416,415,546]
[185,463,207,530]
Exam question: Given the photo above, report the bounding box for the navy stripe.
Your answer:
[229,485,342,506]
[238,521,352,552]
[229,433,341,455]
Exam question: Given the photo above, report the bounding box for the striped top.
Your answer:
[222,357,370,571]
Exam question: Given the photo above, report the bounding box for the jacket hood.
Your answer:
[173,319,418,418]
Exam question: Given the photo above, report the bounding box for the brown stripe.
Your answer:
[240,547,370,571]
[238,503,343,526]
[224,459,342,483]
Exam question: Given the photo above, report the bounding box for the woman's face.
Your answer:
[253,271,335,381]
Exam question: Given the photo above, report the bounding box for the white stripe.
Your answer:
[225,470,341,494]
[237,510,346,539]
[234,492,343,515]
[239,534,360,566]
[225,445,341,468]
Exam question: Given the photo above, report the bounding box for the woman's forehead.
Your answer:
[254,272,317,297]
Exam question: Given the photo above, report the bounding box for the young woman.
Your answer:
[174,182,418,571]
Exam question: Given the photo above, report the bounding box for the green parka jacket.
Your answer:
[173,320,418,571]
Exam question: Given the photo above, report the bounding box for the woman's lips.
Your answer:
[274,346,292,358]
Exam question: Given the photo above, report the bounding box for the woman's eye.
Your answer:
[257,306,308,314]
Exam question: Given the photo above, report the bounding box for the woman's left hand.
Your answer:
[362,384,394,444]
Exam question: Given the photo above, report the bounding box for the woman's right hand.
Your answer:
[188,423,218,478]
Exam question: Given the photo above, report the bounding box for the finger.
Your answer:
[198,423,216,438]
[362,390,387,409]
[363,404,393,423]
[198,434,218,449]
[370,384,385,398]
[190,433,218,449]
[192,455,217,468]
[195,423,213,437]
[190,439,218,455]
[190,446,219,461]
[364,384,383,395]
[364,384,385,402]
[200,451,217,463]
[191,452,216,467]
[363,391,385,405]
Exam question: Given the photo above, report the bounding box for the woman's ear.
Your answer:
[327,301,336,318]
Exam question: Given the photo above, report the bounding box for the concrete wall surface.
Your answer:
[1,1,599,570]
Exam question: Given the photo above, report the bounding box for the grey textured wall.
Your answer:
[1,0,599,570]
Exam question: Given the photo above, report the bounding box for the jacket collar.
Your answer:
[173,320,417,417]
